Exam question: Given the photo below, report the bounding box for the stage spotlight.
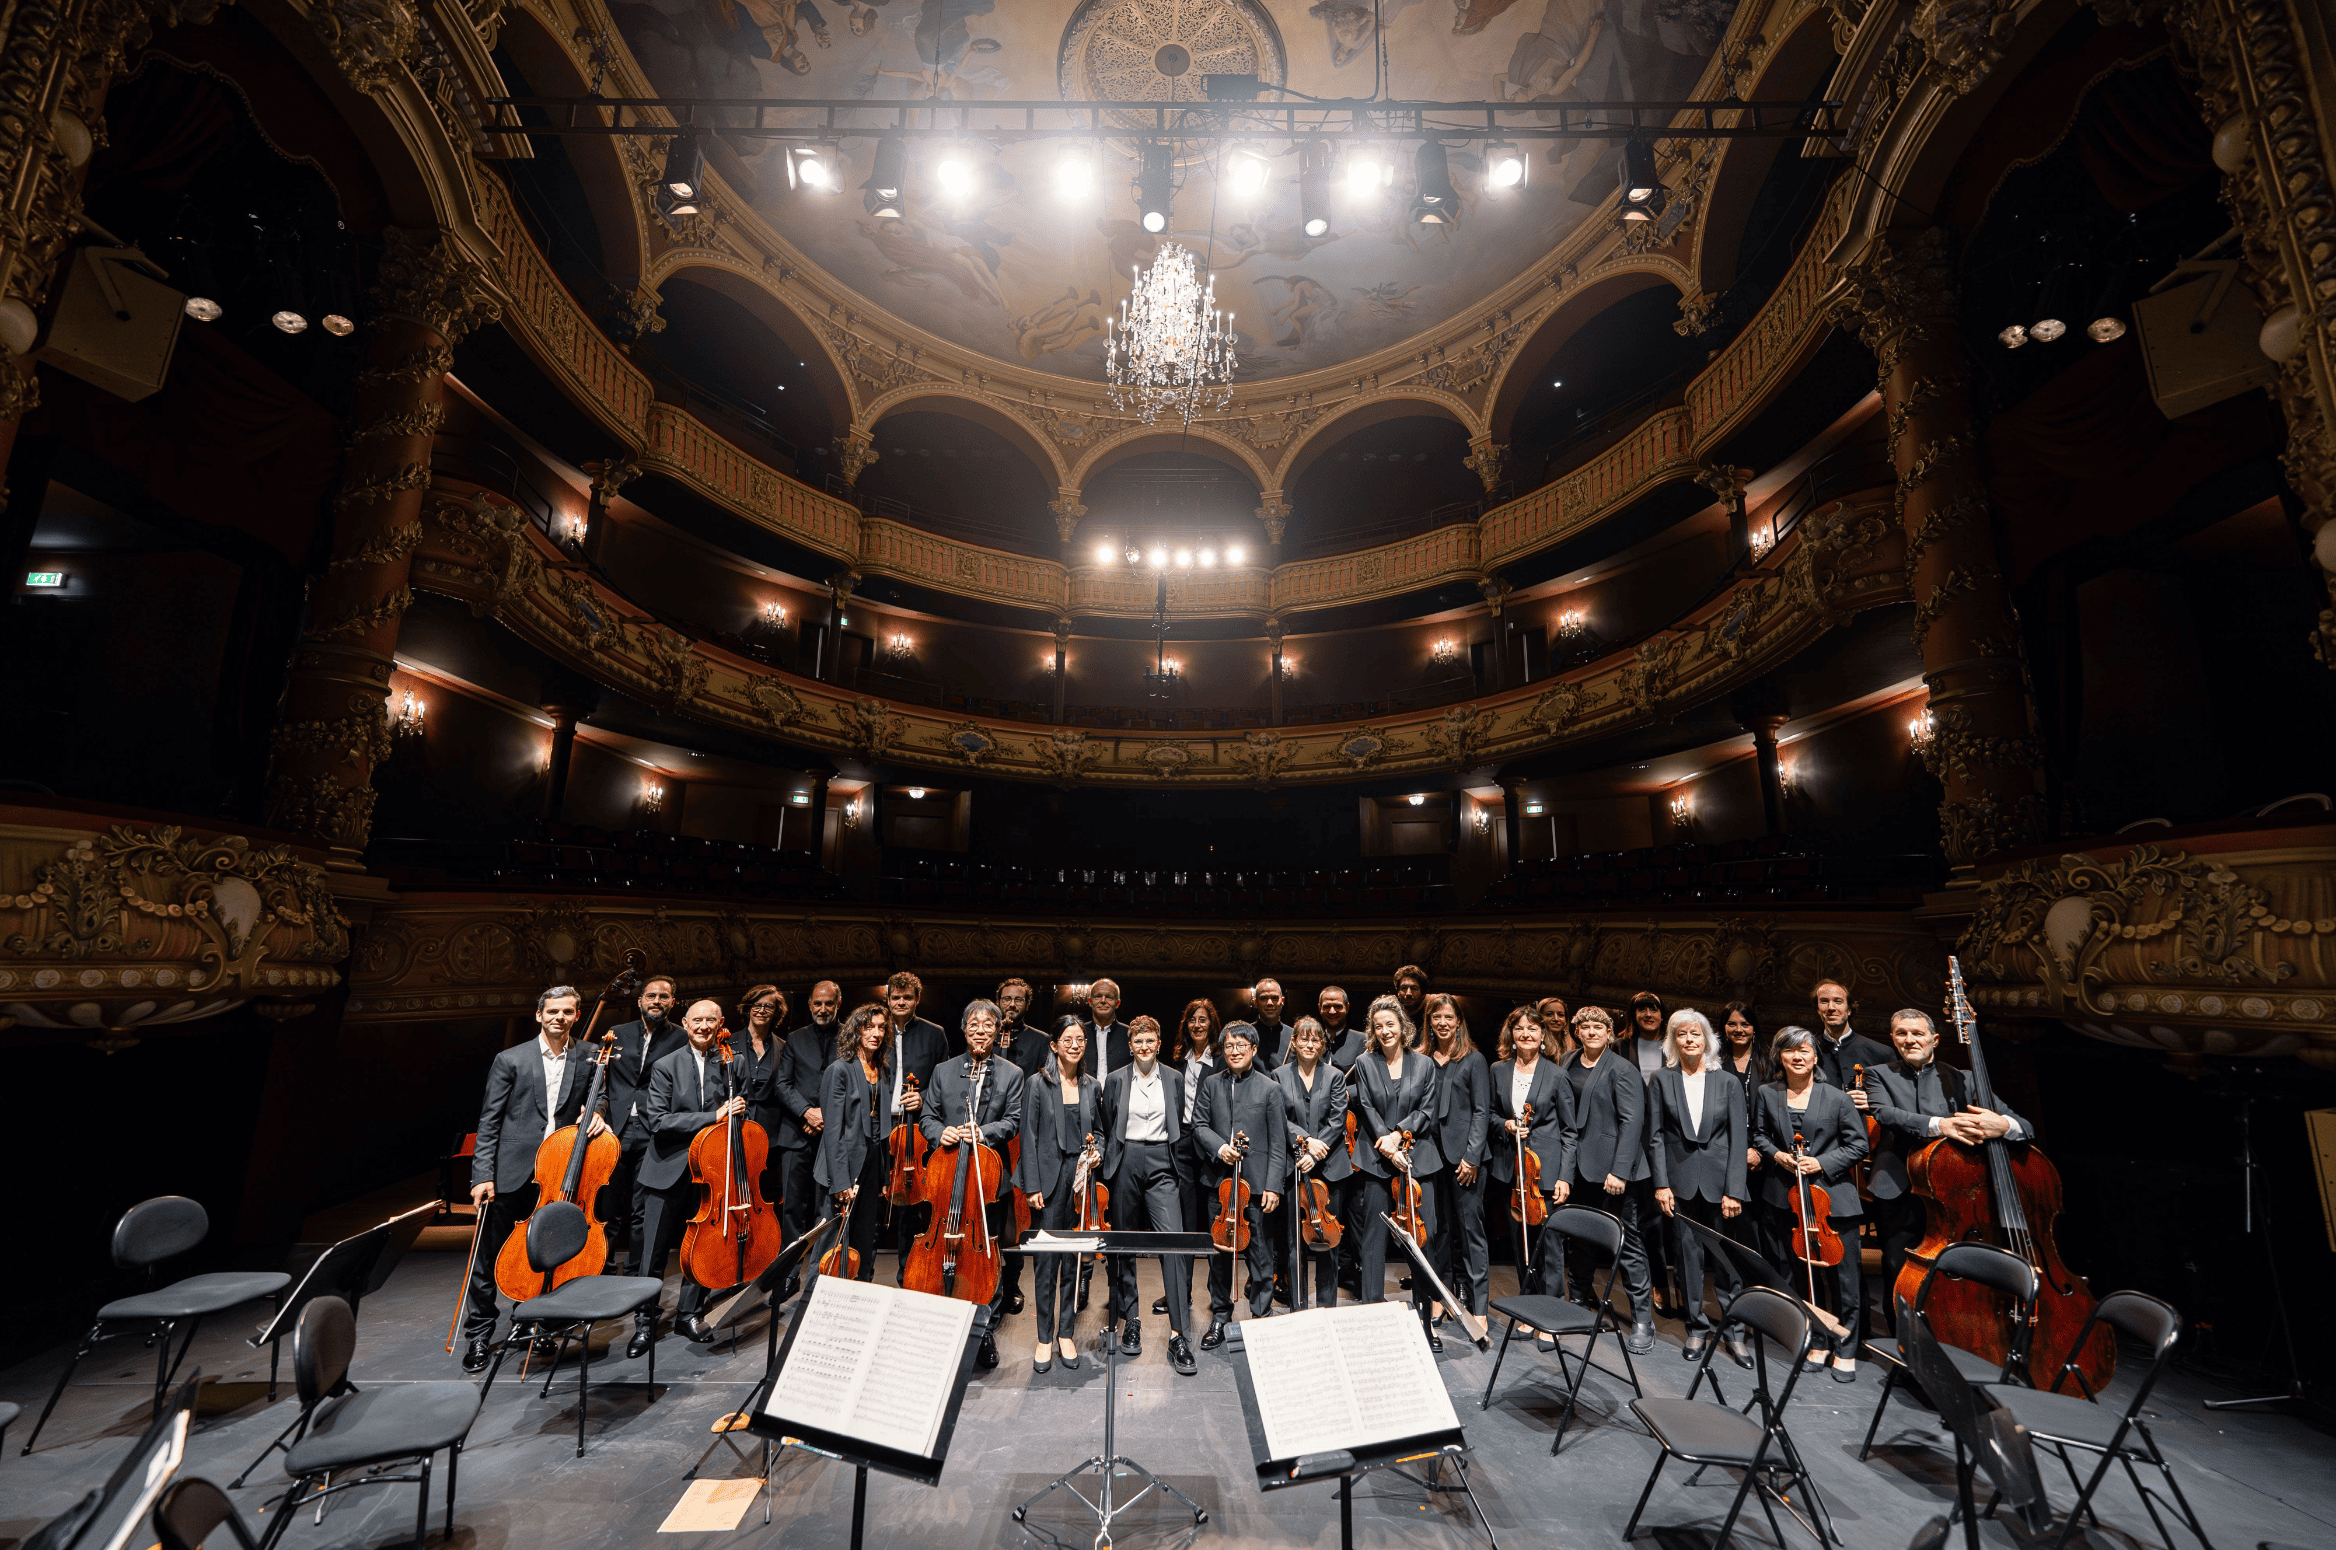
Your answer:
[1299,141,1331,236]
[1095,543,1115,563]
[1344,145,1390,196]
[1136,142,1174,233]
[1149,546,1169,568]
[1486,142,1526,188]
[1618,138,1661,205]
[320,313,355,336]
[1174,549,1193,567]
[936,144,980,203]
[863,137,907,218]
[1054,146,1096,201]
[184,295,223,322]
[1226,545,1246,563]
[2087,315,2127,342]
[2029,316,2067,342]
[1998,323,2028,348]
[271,309,309,334]
[1412,140,1458,225]
[787,145,837,191]
[1199,548,1217,566]
[661,134,704,215]
[1226,146,1270,200]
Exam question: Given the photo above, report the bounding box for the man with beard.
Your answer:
[602,975,682,1276]
[772,978,843,1298]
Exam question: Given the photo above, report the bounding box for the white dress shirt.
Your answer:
[1182,1051,1209,1123]
[1681,1067,1707,1132]
[538,1036,571,1123]
[1125,1068,1168,1142]
[1509,1060,1537,1119]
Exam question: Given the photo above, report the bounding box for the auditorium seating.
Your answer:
[1479,841,1940,910]
[367,828,849,901]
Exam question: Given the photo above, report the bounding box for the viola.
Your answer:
[905,1093,1003,1306]
[1899,957,2113,1393]
[1391,1130,1427,1241]
[1508,1101,1548,1230]
[886,1073,926,1213]
[680,1028,784,1294]
[486,949,644,1311]
[1785,1126,1846,1289]
[1344,1108,1357,1160]
[1213,1130,1253,1252]
[818,1189,862,1281]
[1073,1131,1108,1312]
[1294,1128,1339,1251]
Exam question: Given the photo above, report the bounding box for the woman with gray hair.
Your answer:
[1646,1008,1750,1364]
[1750,1023,1870,1378]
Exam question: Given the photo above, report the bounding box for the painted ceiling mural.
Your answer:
[613,0,1734,379]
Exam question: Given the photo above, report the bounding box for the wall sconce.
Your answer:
[1473,806,1491,833]
[886,632,914,660]
[1556,611,1587,640]
[1907,708,1935,755]
[1777,762,1796,798]
[640,781,666,815]
[1407,793,1427,806]
[1668,792,1692,824]
[1749,525,1774,559]
[1431,637,1458,665]
[907,786,927,800]
[842,798,863,830]
[761,599,789,629]
[557,516,586,550]
[393,689,426,740]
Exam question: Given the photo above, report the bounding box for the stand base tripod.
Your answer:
[1011,1325,1207,1548]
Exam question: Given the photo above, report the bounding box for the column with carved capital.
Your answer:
[838,428,878,486]
[1478,576,1511,691]
[1265,615,1285,726]
[1833,228,2045,867]
[265,230,500,867]
[1052,614,1072,724]
[1050,489,1087,560]
[825,571,858,684]
[1254,492,1289,561]
[1697,462,1753,558]
[580,456,640,558]
[1463,437,1508,495]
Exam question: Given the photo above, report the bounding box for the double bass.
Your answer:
[905,1093,1003,1305]
[679,1028,784,1294]
[1213,1130,1253,1252]
[1898,957,2113,1392]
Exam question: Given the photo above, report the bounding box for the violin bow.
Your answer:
[445,1208,487,1354]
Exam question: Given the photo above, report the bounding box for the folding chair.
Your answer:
[1980,1291,2217,1550]
[257,1297,482,1550]
[1623,1286,1838,1548]
[1898,1303,2054,1550]
[1480,1204,1644,1453]
[156,1478,263,1550]
[480,1200,663,1456]
[1859,1243,2036,1460]
[22,1196,292,1454]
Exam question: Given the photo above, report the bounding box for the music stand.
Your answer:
[685,1215,839,1482]
[741,1277,989,1550]
[1007,1230,1217,1543]
[1382,1213,1491,1351]
[25,1375,196,1550]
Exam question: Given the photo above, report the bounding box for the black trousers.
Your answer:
[835,1147,887,1281]
[1667,1195,1743,1333]
[1872,1194,1925,1330]
[1431,1165,1489,1316]
[1758,1203,1863,1353]
[1356,1171,1438,1305]
[1564,1175,1653,1324]
[1285,1175,1350,1309]
[1109,1140,1192,1335]
[1174,1134,1210,1307]
[462,1183,538,1342]
[640,1177,710,1321]
[600,1132,651,1269]
[1030,1189,1086,1343]
[1642,1175,1676,1302]
[777,1141,820,1251]
[1207,1194,1278,1319]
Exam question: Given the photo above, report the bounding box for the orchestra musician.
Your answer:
[996,977,1054,1074]
[1317,984,1367,1297]
[601,974,682,1273]
[1486,1005,1573,1304]
[920,998,1024,1370]
[1251,978,1294,1070]
[771,980,842,1297]
[1535,996,1574,1059]
[1392,965,1430,1044]
[1193,1023,1288,1343]
[736,983,790,1256]
[1016,1016,1101,1372]
[1860,1006,2033,1319]
[1560,1005,1657,1354]
[815,1003,894,1282]
[1423,993,1490,1323]
[1275,1016,1352,1308]
[1752,1024,1870,1378]
[1162,999,1221,1319]
[1718,1000,1770,1261]
[1625,991,1679,1319]
[1647,1009,1750,1366]
[459,985,609,1372]
[1811,979,1893,1090]
[1315,985,1366,1068]
[639,998,752,1346]
[1079,978,1134,1082]
[1096,1015,1199,1376]
[1350,995,1443,1327]
[883,972,943,1282]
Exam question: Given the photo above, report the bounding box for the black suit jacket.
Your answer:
[1251,1016,1292,1071]
[1563,1050,1649,1183]
[1015,1063,1101,1202]
[1193,1067,1290,1195]
[1350,1050,1445,1178]
[1096,1064,1190,1189]
[893,1017,948,1095]
[472,1038,599,1194]
[1323,1027,1367,1071]
[1816,1027,1896,1091]
[1486,1059,1575,1187]
[1750,1082,1870,1217]
[1864,1059,2030,1200]
[813,1056,891,1193]
[919,1054,1024,1200]
[1647,1067,1749,1204]
[770,1021,837,1150]
[641,1042,738,1191]
[1080,1018,1134,1081]
[1002,1021,1053,1076]
[605,1016,687,1141]
[1274,1060,1354,1183]
[1432,1050,1491,1170]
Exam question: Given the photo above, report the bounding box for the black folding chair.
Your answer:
[22,1196,292,1454]
[1480,1204,1645,1453]
[1898,1303,2054,1550]
[1622,1286,1838,1549]
[1860,1243,2036,1461]
[1980,1291,2217,1550]
[480,1200,662,1456]
[257,1297,482,1550]
[156,1477,264,1550]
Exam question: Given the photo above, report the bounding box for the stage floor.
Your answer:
[2,1236,2330,1550]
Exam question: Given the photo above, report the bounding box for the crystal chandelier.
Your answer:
[1105,242,1237,425]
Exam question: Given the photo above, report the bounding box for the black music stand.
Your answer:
[1382,1213,1493,1352]
[26,1375,196,1550]
[1007,1230,1217,1544]
[741,1279,988,1550]
[684,1215,839,1483]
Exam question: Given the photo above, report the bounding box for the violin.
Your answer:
[1509,1101,1548,1229]
[680,1027,784,1294]
[1391,1130,1427,1241]
[1293,1131,1339,1250]
[1786,1125,1846,1308]
[1073,1131,1108,1312]
[818,1189,862,1280]
[487,949,644,1309]
[905,1092,1003,1305]
[1851,1061,1880,1197]
[885,1073,926,1214]
[1213,1130,1253,1252]
[1900,957,2113,1393]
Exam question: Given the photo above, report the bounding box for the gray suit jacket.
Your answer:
[919,1054,1024,1201]
[1097,1065,1191,1188]
[813,1055,891,1193]
[605,1016,687,1142]
[1193,1067,1291,1196]
[1350,1050,1445,1178]
[1486,1059,1575,1188]
[1864,1059,2030,1200]
[1432,1050,1491,1169]
[641,1042,735,1191]
[1750,1082,1870,1218]
[1274,1060,1354,1183]
[770,1022,837,1150]
[1015,1063,1101,1202]
[1563,1051,1649,1183]
[1647,1066,1749,1204]
[472,1039,598,1194]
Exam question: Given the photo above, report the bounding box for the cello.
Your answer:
[905,1093,1003,1305]
[483,950,645,1312]
[679,1027,784,1295]
[1073,1131,1108,1312]
[1213,1130,1253,1252]
[1899,957,2113,1392]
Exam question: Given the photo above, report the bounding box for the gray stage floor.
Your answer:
[2,1235,2330,1550]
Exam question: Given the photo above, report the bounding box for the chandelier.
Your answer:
[1104,242,1237,425]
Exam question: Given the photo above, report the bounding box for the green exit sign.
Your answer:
[24,570,64,588]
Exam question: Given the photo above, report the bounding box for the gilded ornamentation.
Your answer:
[329,520,423,572]
[1908,0,2020,96]
[1033,729,1103,782]
[1334,730,1402,770]
[265,771,381,850]
[596,283,666,347]
[1428,703,1486,766]
[1462,440,1507,492]
[333,462,432,514]
[1673,290,1723,337]
[1622,636,1678,713]
[640,629,709,712]
[351,404,444,444]
[307,586,414,642]
[839,433,877,485]
[748,677,810,729]
[943,721,998,765]
[1523,681,1583,735]
[269,694,394,769]
[1919,701,2045,787]
[1830,227,1957,372]
[1908,564,1980,655]
[1938,791,2045,869]
[353,344,454,391]
[310,0,419,94]
[1137,741,1195,777]
[839,696,905,762]
[371,227,502,343]
[1905,490,1982,570]
[1229,731,1295,788]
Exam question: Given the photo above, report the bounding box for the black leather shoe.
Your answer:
[461,1337,493,1374]
[1625,1318,1657,1355]
[1725,1333,1755,1369]
[977,1335,999,1370]
[1201,1318,1229,1351]
[1682,1332,1710,1362]
[1168,1335,1196,1375]
[1151,1295,1168,1315]
[626,1322,655,1360]
[1120,1320,1142,1356]
[1427,1326,1443,1353]
[1006,1289,1026,1315]
[680,1315,717,1344]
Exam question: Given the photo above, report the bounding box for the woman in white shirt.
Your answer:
[1646,1008,1750,1364]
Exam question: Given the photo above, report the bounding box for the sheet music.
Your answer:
[1241,1303,1459,1461]
[761,1278,977,1461]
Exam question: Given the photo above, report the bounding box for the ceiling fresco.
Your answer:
[611,0,1734,381]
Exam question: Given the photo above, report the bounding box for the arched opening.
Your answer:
[1283,416,1483,558]
[854,409,1061,554]
[1498,282,1710,493]
[1076,449,1264,561]
[642,265,857,459]
[490,10,648,290]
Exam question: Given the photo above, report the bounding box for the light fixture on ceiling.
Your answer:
[660,133,704,216]
[183,294,223,322]
[1619,138,1660,205]
[1997,323,2029,349]
[1148,546,1169,568]
[1407,793,1426,806]
[908,786,927,800]
[1104,241,1237,424]
[1226,545,1246,563]
[1199,548,1217,566]
[1226,145,1270,200]
[1125,544,1143,565]
[2087,314,2127,342]
[1094,542,1114,563]
[1412,140,1458,225]
[1174,548,1192,567]
[863,136,906,218]
[271,309,308,334]
[936,143,981,203]
[787,145,837,192]
[319,312,354,336]
[1054,145,1096,202]
[2029,315,2068,343]
[1135,141,1174,234]
[1343,145,1391,197]
[1299,141,1331,237]
[1486,142,1526,189]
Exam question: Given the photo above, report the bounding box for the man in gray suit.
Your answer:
[919,998,1025,1370]
[461,984,609,1371]
[639,998,750,1346]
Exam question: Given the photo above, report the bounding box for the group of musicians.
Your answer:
[462,966,2028,1383]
